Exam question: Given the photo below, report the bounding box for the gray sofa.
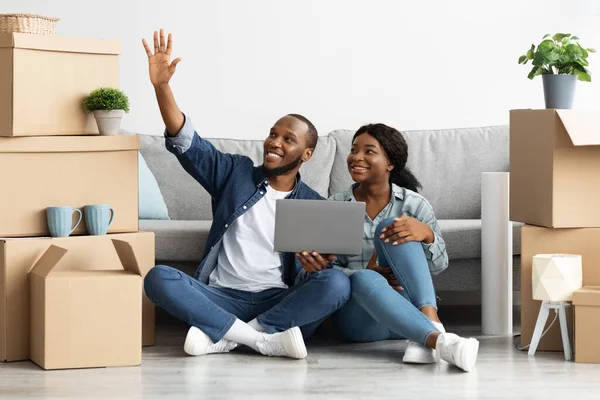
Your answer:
[137,125,522,305]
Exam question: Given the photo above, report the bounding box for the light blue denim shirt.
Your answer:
[328,183,449,276]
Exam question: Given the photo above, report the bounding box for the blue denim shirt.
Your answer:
[164,114,324,286]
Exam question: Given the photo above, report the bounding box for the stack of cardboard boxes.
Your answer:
[0,33,155,369]
[510,109,600,363]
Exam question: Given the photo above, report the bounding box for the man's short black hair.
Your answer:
[287,114,318,150]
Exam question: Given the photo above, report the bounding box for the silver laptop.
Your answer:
[274,199,365,255]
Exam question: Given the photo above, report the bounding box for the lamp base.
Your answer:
[528,301,572,361]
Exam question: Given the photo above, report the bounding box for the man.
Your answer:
[142,29,350,359]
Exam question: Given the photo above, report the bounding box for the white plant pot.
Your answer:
[93,110,124,136]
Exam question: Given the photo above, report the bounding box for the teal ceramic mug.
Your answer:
[84,204,115,235]
[46,206,82,237]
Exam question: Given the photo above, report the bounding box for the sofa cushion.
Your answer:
[439,219,522,260]
[328,129,356,197]
[138,133,336,220]
[138,152,170,220]
[139,219,211,262]
[301,135,337,197]
[329,126,509,219]
[138,134,207,221]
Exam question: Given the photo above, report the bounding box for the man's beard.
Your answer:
[262,155,303,178]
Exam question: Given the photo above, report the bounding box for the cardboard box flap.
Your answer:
[112,240,143,276]
[0,33,120,55]
[0,136,140,153]
[573,286,600,306]
[556,110,600,146]
[30,245,68,278]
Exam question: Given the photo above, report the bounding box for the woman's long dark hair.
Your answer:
[352,123,422,193]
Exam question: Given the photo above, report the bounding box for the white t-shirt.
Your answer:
[209,185,292,292]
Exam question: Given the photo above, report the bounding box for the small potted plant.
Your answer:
[518,33,595,109]
[82,87,130,136]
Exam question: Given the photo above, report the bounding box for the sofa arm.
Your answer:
[139,219,212,262]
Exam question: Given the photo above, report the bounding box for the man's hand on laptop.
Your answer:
[296,251,335,273]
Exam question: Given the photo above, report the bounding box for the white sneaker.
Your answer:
[256,326,307,359]
[435,332,479,372]
[403,341,436,364]
[402,321,445,364]
[183,326,238,356]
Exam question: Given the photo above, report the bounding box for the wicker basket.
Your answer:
[0,13,60,35]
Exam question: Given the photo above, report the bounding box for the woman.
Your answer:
[297,123,479,372]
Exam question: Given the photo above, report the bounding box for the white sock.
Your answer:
[433,321,446,333]
[247,318,266,332]
[223,319,260,352]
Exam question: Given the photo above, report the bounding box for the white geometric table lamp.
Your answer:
[532,254,583,301]
[529,254,582,361]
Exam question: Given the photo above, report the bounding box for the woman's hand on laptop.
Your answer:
[378,216,434,245]
[296,251,335,273]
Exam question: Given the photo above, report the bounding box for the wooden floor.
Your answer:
[2,307,599,399]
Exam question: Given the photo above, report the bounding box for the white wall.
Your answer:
[4,0,600,138]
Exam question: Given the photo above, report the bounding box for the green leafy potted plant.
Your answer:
[82,87,130,136]
[518,33,595,109]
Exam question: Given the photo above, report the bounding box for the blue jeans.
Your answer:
[332,217,439,345]
[144,265,351,343]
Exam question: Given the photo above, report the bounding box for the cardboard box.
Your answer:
[520,225,600,351]
[30,240,141,370]
[510,109,600,228]
[0,33,120,137]
[573,286,600,363]
[0,232,155,362]
[0,135,139,237]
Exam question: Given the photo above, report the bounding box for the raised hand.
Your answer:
[296,251,335,273]
[142,29,182,88]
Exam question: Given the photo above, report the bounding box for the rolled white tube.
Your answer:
[481,172,513,335]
